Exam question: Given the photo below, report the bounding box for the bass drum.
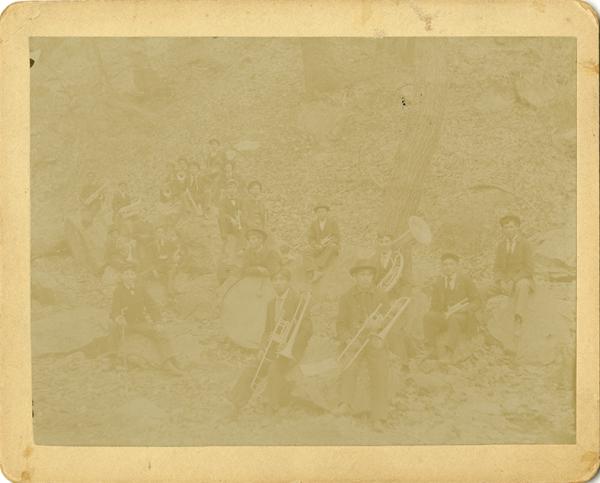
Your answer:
[221,276,275,349]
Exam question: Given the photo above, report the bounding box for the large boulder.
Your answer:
[32,307,109,357]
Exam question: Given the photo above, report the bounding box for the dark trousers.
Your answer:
[229,356,295,410]
[340,344,389,420]
[304,245,338,272]
[422,311,468,353]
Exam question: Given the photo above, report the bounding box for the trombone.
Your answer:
[250,292,311,390]
[337,296,411,372]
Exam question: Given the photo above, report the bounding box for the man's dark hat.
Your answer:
[441,252,460,262]
[313,202,330,212]
[245,227,268,241]
[499,214,521,227]
[349,259,377,276]
[271,267,292,281]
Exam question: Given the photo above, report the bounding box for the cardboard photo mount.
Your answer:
[0,0,598,481]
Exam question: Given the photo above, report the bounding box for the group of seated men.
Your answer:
[223,212,534,431]
[82,143,534,431]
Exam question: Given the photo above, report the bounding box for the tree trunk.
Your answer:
[379,40,448,235]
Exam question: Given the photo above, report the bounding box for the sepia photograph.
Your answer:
[0,0,598,481]
[29,36,577,446]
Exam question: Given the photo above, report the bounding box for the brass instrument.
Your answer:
[231,209,242,231]
[377,253,405,292]
[278,291,312,359]
[118,199,141,219]
[376,216,431,292]
[250,292,311,390]
[83,181,108,206]
[337,296,411,371]
[391,216,432,247]
[320,234,336,247]
[445,298,469,318]
[185,188,200,214]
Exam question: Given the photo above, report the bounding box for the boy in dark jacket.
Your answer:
[422,253,480,361]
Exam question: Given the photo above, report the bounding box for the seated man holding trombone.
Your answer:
[422,252,481,362]
[227,268,312,417]
[334,259,411,432]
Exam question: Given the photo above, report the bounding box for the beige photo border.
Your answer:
[1,0,598,481]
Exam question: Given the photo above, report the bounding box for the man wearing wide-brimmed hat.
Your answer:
[304,202,341,283]
[240,227,281,277]
[492,214,535,335]
[334,258,390,432]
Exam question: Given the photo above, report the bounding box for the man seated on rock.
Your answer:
[304,203,341,283]
[217,179,244,243]
[422,253,481,362]
[240,228,281,278]
[490,214,535,336]
[242,180,269,231]
[109,264,182,375]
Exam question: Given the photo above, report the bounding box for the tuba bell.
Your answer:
[392,215,432,247]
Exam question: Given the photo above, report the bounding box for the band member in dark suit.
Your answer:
[242,180,268,230]
[109,265,182,375]
[422,253,481,361]
[335,259,390,432]
[149,225,181,299]
[186,161,210,216]
[217,179,244,242]
[304,203,341,283]
[492,214,535,328]
[206,138,226,173]
[240,228,281,278]
[228,268,311,415]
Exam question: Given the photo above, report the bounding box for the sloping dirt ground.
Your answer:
[30,38,576,445]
